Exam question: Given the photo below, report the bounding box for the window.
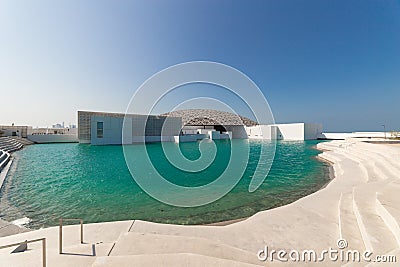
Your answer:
[97,121,103,138]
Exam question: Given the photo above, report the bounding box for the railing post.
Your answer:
[59,218,84,254]
[42,238,46,267]
[59,219,62,254]
[80,219,83,244]
[23,240,28,251]
[0,238,46,267]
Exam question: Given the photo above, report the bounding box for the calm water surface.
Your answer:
[0,140,330,228]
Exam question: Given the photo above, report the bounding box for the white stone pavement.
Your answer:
[0,139,399,266]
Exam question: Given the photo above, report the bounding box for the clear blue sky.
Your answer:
[1,0,399,131]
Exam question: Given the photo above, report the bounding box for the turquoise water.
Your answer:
[0,140,330,228]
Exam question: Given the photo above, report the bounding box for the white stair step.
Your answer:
[376,184,400,247]
[320,153,345,177]
[319,151,343,164]
[357,143,400,171]
[92,254,263,267]
[339,192,365,251]
[110,232,260,265]
[348,146,399,181]
[317,142,345,150]
[328,151,368,183]
[376,199,400,248]
[353,184,398,254]
[345,149,389,182]
[56,242,115,257]
[377,183,400,208]
[335,150,374,183]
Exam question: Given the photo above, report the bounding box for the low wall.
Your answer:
[319,132,387,140]
[27,134,78,143]
[174,134,207,143]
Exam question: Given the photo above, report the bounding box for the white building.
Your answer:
[78,110,323,145]
[78,111,182,145]
[27,127,78,143]
[245,123,323,141]
[0,125,32,138]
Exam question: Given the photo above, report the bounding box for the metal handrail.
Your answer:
[0,238,46,267]
[59,218,84,254]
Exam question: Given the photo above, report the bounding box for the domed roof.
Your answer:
[162,109,258,127]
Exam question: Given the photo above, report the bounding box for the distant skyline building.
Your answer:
[52,123,64,129]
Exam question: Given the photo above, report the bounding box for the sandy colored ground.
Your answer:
[384,143,400,146]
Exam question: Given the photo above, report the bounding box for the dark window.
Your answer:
[97,122,103,138]
[214,125,226,134]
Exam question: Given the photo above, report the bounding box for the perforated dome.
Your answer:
[162,109,257,127]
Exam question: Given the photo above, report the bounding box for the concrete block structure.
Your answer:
[246,123,323,141]
[78,111,182,145]
[27,127,78,143]
[78,110,323,145]
[0,126,32,138]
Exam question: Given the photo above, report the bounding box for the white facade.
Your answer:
[275,123,305,140]
[0,125,32,138]
[90,115,124,145]
[89,114,182,145]
[79,111,323,144]
[245,125,277,140]
[246,123,322,141]
[89,118,323,144]
[224,125,248,139]
[304,123,323,140]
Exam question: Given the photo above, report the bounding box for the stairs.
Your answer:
[319,140,400,259]
[376,183,400,246]
[352,183,398,254]
[0,137,24,153]
[338,192,365,251]
[92,253,263,267]
[0,136,32,182]
[8,136,34,146]
[108,232,261,265]
[0,149,11,172]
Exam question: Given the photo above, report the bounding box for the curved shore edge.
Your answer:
[1,139,400,266]
[0,136,35,234]
[0,159,30,237]
[207,149,335,227]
